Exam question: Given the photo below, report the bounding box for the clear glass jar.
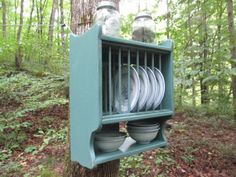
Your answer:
[93,1,120,37]
[132,12,156,43]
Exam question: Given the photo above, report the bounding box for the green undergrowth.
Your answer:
[119,149,177,177]
[120,154,151,177]
[0,66,68,162]
[177,104,234,121]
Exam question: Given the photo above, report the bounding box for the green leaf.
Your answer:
[202,75,218,84]
[24,146,37,153]
[229,67,236,76]
[0,124,4,132]
[156,158,163,165]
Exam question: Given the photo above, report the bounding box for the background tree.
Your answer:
[48,0,58,45]
[227,0,236,121]
[1,0,7,38]
[15,0,24,69]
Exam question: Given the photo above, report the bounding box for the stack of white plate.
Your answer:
[113,65,165,113]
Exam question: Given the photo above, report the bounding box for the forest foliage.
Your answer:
[0,0,236,117]
[0,0,236,176]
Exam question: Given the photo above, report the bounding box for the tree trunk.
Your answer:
[216,1,224,109]
[68,0,120,176]
[187,0,196,107]
[70,0,80,34]
[36,0,47,37]
[14,0,17,37]
[27,0,35,34]
[2,0,7,38]
[48,0,58,45]
[65,160,120,177]
[60,0,65,47]
[15,0,24,70]
[227,0,236,121]
[166,0,170,39]
[199,3,209,105]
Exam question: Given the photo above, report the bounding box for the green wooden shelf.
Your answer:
[95,139,167,165]
[102,109,173,124]
[101,35,172,53]
[70,25,174,169]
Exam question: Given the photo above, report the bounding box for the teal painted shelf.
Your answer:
[101,35,172,53]
[70,25,174,169]
[95,139,167,165]
[102,109,173,124]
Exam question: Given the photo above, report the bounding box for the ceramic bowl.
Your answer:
[127,125,160,131]
[128,129,159,144]
[94,132,126,152]
[95,132,126,141]
[127,121,160,127]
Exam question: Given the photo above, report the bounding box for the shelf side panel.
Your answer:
[159,40,174,113]
[70,26,102,169]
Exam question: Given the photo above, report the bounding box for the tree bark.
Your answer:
[227,0,236,121]
[2,0,7,38]
[187,0,196,107]
[27,0,35,34]
[216,1,224,109]
[15,0,24,69]
[36,0,47,37]
[60,0,65,47]
[166,0,170,39]
[48,0,58,45]
[199,2,209,105]
[70,0,80,34]
[14,0,17,37]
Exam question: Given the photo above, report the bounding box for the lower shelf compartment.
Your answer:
[95,139,167,165]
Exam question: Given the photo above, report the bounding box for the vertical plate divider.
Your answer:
[109,46,112,115]
[152,53,155,111]
[104,49,108,114]
[144,51,147,111]
[128,49,131,112]
[118,48,122,113]
[159,53,162,110]
[136,50,139,113]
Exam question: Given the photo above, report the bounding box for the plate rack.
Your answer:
[70,25,174,169]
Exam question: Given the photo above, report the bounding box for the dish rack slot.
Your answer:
[102,42,171,117]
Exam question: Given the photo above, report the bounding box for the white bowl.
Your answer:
[95,138,125,152]
[128,129,159,144]
[94,132,126,152]
[127,121,160,127]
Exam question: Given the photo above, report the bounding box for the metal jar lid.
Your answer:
[134,11,153,20]
[97,1,117,10]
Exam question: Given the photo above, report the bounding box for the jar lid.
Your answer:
[97,1,117,10]
[135,11,153,20]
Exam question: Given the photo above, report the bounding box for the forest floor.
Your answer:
[0,70,236,177]
[0,103,235,177]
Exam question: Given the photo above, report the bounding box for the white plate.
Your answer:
[137,66,150,111]
[114,66,140,113]
[145,67,158,110]
[153,68,165,109]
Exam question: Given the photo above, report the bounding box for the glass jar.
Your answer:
[132,12,156,43]
[93,1,120,37]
